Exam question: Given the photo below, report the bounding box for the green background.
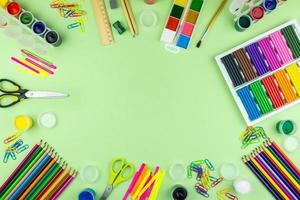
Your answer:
[0,0,300,199]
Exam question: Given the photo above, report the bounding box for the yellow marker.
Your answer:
[286,63,300,96]
[137,170,162,199]
[132,171,151,199]
[16,59,49,78]
[0,0,8,8]
[148,171,165,200]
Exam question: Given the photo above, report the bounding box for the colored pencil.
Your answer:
[19,154,58,199]
[49,171,77,200]
[35,164,67,200]
[196,0,228,48]
[0,145,48,199]
[38,168,70,199]
[0,143,40,194]
[6,148,52,199]
[243,139,300,200]
[25,160,63,200]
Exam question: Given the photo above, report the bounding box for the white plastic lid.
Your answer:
[283,136,299,153]
[169,163,187,181]
[139,10,157,28]
[220,162,240,180]
[234,178,252,195]
[80,165,99,183]
[38,112,57,128]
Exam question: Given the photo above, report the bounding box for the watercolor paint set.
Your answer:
[215,20,300,125]
[160,0,204,52]
[229,0,287,32]
[0,1,61,47]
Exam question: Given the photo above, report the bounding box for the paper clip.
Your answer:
[4,132,22,144]
[195,188,209,198]
[12,139,23,149]
[64,9,75,18]
[10,151,16,160]
[195,183,208,193]
[70,10,86,17]
[67,22,80,29]
[204,159,215,171]
[17,144,29,154]
[192,160,204,165]
[3,151,10,163]
[187,165,192,179]
[225,192,238,200]
[209,176,218,182]
[211,177,223,187]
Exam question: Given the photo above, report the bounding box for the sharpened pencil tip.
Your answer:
[196,40,202,48]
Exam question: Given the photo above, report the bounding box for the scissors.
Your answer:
[100,158,135,200]
[0,79,69,108]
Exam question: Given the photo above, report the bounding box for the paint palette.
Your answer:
[160,0,204,51]
[230,0,287,32]
[0,1,61,47]
[215,20,300,125]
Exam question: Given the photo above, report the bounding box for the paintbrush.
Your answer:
[196,0,228,48]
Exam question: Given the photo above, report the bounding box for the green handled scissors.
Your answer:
[0,79,69,108]
[100,158,135,200]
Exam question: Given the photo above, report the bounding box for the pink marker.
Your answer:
[25,58,54,75]
[21,49,57,69]
[11,57,40,74]
[123,163,146,200]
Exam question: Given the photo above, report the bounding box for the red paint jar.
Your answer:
[7,2,22,17]
[250,6,265,20]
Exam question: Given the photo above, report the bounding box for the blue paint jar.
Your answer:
[78,188,96,200]
[263,0,277,12]
[32,21,47,36]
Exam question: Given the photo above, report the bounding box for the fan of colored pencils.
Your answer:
[243,138,300,200]
[0,141,77,200]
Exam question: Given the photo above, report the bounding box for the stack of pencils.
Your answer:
[0,141,77,200]
[243,139,300,200]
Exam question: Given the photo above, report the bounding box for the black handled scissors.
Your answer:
[0,79,69,108]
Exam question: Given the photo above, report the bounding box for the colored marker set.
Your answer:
[123,163,165,200]
[216,20,300,125]
[1,1,61,47]
[0,141,77,199]
[12,49,58,78]
[243,139,300,200]
[160,0,204,51]
[229,0,287,31]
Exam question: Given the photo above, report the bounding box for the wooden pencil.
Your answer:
[121,0,137,37]
[49,171,77,200]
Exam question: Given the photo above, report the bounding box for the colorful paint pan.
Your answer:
[176,0,204,49]
[215,20,300,125]
[250,6,265,20]
[6,2,21,16]
[160,0,188,44]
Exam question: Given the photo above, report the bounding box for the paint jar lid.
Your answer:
[276,120,297,135]
[233,178,251,195]
[6,2,21,16]
[172,185,188,200]
[0,16,8,28]
[220,162,239,180]
[283,136,299,153]
[250,6,264,20]
[139,10,157,28]
[38,112,57,129]
[169,163,187,181]
[80,165,99,183]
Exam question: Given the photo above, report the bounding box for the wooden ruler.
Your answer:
[92,0,114,45]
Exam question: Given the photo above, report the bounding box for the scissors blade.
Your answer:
[99,185,113,200]
[25,91,69,99]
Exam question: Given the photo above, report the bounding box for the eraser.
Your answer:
[109,0,118,9]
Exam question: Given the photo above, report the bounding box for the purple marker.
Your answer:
[246,43,269,76]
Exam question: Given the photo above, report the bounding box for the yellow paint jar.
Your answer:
[15,115,33,131]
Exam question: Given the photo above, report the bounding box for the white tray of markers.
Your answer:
[215,19,300,125]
